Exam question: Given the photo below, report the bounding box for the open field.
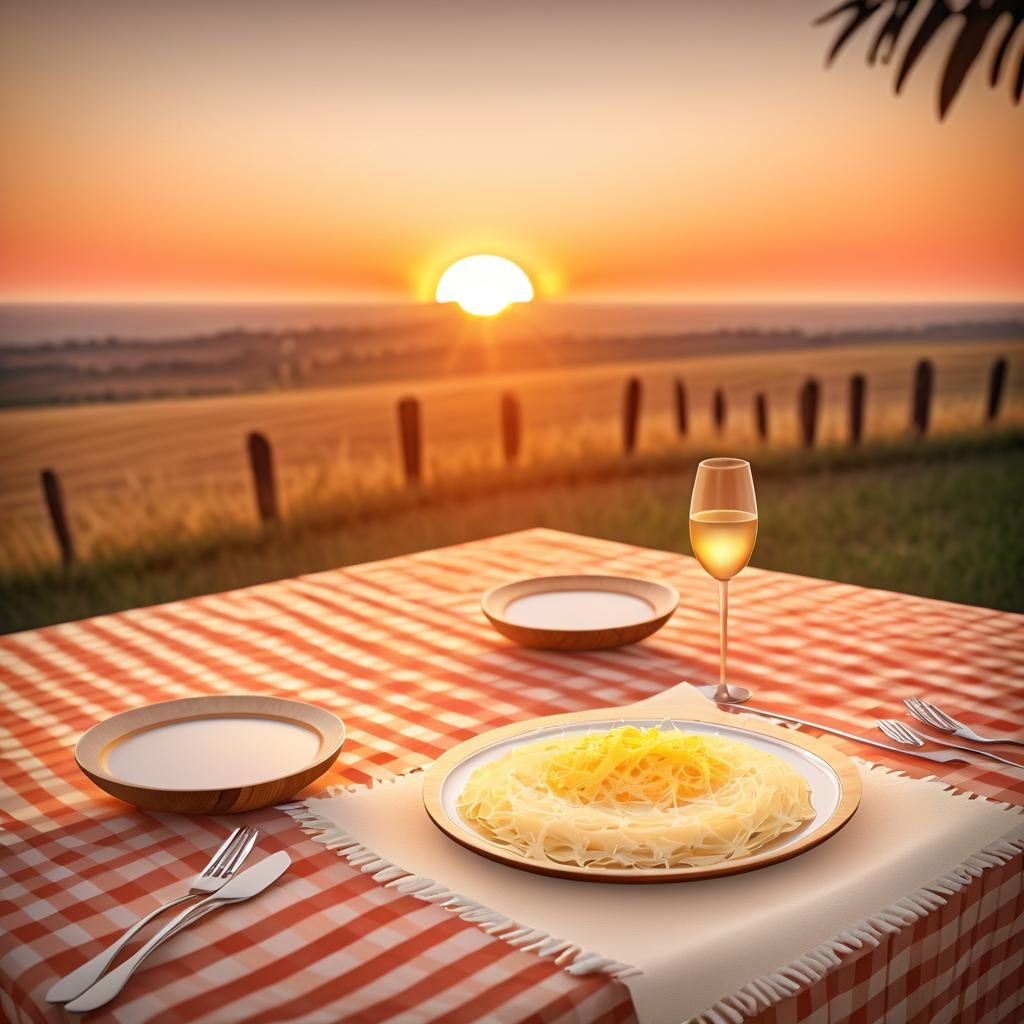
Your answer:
[1,338,1021,573]
[3,430,1022,632]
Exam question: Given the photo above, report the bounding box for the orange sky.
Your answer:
[1,1,1021,302]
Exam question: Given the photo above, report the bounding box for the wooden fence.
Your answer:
[39,356,1011,565]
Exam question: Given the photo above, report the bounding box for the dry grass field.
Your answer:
[1,338,1021,573]
[3,429,1021,632]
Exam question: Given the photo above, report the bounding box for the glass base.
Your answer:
[696,683,752,704]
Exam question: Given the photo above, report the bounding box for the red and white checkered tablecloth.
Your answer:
[2,528,1023,1024]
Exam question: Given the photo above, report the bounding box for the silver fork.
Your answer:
[904,697,1024,748]
[727,703,973,765]
[877,720,1024,770]
[46,825,259,1004]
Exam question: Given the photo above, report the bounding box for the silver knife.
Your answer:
[724,704,973,765]
[47,826,259,1004]
[64,851,291,1013]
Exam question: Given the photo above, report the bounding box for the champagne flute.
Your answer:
[689,458,758,704]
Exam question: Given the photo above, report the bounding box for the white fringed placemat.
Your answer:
[282,685,1024,1024]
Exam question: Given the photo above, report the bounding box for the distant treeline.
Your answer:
[2,317,1021,355]
[0,318,424,354]
[1,319,1021,409]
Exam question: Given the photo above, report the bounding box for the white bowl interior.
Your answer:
[103,715,325,790]
[503,590,656,630]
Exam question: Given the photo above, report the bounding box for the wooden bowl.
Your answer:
[75,695,345,814]
[481,574,679,650]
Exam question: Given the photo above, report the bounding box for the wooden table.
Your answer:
[2,529,1022,1023]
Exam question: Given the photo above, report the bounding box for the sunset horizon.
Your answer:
[3,3,1022,307]
[3,288,1023,306]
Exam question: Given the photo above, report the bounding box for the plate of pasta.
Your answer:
[423,710,860,882]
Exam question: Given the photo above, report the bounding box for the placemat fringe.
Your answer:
[691,762,1024,1023]
[280,761,1024,1022]
[280,777,636,979]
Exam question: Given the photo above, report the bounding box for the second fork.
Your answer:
[904,696,1024,748]
[877,719,1024,771]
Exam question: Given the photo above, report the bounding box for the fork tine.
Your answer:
[877,719,898,741]
[878,719,922,746]
[918,699,955,730]
[203,827,251,877]
[919,699,960,730]
[906,698,937,727]
[903,697,923,720]
[217,828,258,877]
[904,697,952,732]
[200,827,244,877]
[208,828,248,878]
[899,721,925,744]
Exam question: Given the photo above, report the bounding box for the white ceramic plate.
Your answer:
[424,712,861,882]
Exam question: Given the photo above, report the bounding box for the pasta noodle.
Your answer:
[456,725,814,868]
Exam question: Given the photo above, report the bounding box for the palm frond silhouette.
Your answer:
[815,0,1024,118]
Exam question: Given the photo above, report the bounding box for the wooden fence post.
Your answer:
[712,389,726,434]
[987,358,1007,422]
[754,393,768,441]
[799,378,820,448]
[911,360,933,436]
[623,377,642,455]
[41,469,75,567]
[397,396,422,484]
[674,380,688,437]
[849,374,866,445]
[246,431,278,521]
[500,392,521,465]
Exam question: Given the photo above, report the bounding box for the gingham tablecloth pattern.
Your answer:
[2,528,1022,1024]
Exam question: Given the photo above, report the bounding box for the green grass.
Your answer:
[3,430,1022,632]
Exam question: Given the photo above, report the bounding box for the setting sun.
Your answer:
[435,255,534,317]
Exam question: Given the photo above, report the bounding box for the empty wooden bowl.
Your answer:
[75,695,345,814]
[481,574,679,650]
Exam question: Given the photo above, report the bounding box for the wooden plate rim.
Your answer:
[423,708,862,883]
[481,575,680,649]
[75,694,346,795]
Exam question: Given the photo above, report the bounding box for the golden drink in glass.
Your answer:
[689,459,758,703]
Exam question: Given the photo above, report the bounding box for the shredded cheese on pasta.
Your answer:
[457,726,814,869]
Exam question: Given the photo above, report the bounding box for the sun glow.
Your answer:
[435,255,534,316]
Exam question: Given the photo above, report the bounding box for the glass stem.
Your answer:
[715,578,731,701]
